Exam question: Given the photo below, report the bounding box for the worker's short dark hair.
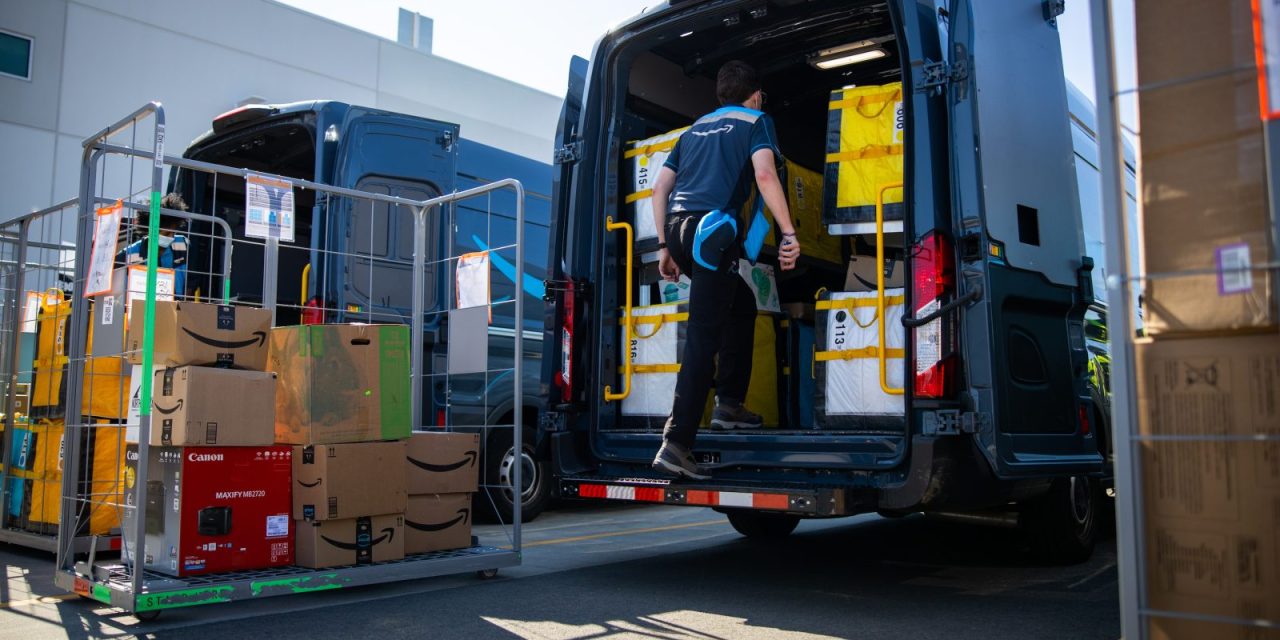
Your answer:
[160,192,189,213]
[138,192,189,230]
[716,60,761,106]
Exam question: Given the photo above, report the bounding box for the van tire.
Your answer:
[726,511,800,540]
[478,426,550,524]
[1020,475,1100,565]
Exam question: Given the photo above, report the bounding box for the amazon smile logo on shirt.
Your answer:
[691,124,734,136]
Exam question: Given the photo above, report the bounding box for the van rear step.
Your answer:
[559,477,848,516]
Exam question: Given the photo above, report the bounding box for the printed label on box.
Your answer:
[1215,243,1253,295]
[265,514,289,538]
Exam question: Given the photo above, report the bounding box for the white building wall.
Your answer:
[0,0,562,218]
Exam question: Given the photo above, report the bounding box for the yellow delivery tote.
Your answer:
[823,82,905,225]
[814,290,906,429]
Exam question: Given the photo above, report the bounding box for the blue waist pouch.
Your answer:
[692,210,738,271]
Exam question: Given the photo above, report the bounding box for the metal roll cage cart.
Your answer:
[41,102,524,615]
[1091,2,1280,638]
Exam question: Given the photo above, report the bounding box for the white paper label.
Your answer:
[85,203,123,298]
[245,174,295,242]
[456,251,491,311]
[1216,243,1253,295]
[893,100,905,144]
[101,295,116,326]
[265,514,289,538]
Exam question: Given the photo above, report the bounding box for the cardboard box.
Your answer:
[148,366,276,446]
[122,445,294,577]
[293,441,407,521]
[93,266,175,358]
[270,324,412,445]
[1136,333,1280,624]
[405,494,472,554]
[844,255,904,293]
[405,432,480,495]
[1135,0,1277,334]
[294,514,404,568]
[127,301,272,370]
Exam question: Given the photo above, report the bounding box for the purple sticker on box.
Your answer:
[1214,243,1252,295]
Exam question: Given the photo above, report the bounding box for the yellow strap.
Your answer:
[623,129,688,158]
[625,189,653,204]
[829,89,902,112]
[4,467,49,481]
[816,294,905,310]
[619,363,681,374]
[826,144,904,164]
[627,313,689,325]
[815,346,906,361]
[32,355,70,368]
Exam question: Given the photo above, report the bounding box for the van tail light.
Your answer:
[1078,404,1091,435]
[911,231,958,399]
[555,280,577,403]
[436,409,447,427]
[302,297,325,325]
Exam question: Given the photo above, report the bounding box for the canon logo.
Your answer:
[188,452,224,462]
[126,450,139,461]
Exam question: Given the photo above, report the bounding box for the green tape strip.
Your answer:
[90,583,111,605]
[249,574,344,596]
[138,191,161,415]
[135,585,234,611]
[379,325,411,437]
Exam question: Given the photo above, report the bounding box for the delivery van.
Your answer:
[163,101,554,520]
[540,0,1113,561]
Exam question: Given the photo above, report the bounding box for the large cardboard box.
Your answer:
[148,366,276,446]
[1136,0,1277,334]
[294,514,404,568]
[270,324,412,445]
[844,255,905,293]
[1136,333,1280,626]
[405,494,472,555]
[122,445,294,577]
[127,301,272,370]
[292,441,407,521]
[405,432,480,495]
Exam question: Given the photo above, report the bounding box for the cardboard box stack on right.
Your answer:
[1135,1,1280,637]
[404,431,480,554]
[269,323,417,568]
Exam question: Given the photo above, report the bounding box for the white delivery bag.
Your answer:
[815,289,906,424]
[619,303,687,417]
[625,128,688,242]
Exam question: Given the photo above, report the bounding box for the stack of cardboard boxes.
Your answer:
[271,323,413,568]
[121,301,290,577]
[1134,1,1280,636]
[404,431,480,554]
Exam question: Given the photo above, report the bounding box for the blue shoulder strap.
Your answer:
[742,195,770,265]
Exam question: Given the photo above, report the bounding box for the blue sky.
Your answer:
[277,0,1137,125]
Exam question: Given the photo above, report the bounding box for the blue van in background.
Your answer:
[167,101,553,520]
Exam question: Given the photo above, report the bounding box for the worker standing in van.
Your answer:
[650,60,801,480]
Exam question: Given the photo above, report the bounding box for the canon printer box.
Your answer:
[122,445,293,577]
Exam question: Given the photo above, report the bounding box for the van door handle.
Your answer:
[902,286,982,328]
[603,216,634,402]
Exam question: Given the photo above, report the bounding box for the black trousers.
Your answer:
[662,212,757,449]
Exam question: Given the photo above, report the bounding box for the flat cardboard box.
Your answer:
[292,441,407,521]
[127,301,272,370]
[844,256,904,293]
[1136,333,1280,625]
[405,494,472,555]
[270,324,412,445]
[294,514,404,568]
[406,432,480,495]
[149,366,276,446]
[1135,0,1277,334]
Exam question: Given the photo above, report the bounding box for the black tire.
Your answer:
[477,426,550,524]
[725,511,800,540]
[1020,475,1101,565]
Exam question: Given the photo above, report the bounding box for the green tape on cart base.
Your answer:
[250,574,345,597]
[90,584,111,605]
[135,586,234,612]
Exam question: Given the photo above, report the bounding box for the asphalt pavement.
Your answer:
[0,503,1120,639]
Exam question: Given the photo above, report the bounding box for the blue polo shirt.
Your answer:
[663,105,781,216]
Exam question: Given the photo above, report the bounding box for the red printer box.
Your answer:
[122,445,293,577]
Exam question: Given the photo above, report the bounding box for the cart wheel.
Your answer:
[476,568,499,580]
[135,610,162,622]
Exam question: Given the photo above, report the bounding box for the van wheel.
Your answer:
[1020,476,1100,565]
[726,511,800,540]
[478,426,549,524]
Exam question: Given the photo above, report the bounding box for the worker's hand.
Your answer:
[778,234,800,271]
[658,249,681,282]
